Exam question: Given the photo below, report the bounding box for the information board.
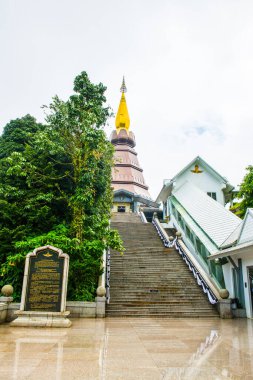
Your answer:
[24,248,64,312]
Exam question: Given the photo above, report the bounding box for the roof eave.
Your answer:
[156,182,173,203]
[209,241,253,260]
[172,156,232,186]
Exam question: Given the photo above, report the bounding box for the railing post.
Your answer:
[96,249,107,317]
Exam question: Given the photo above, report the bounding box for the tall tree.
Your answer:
[0,115,47,270]
[0,72,123,300]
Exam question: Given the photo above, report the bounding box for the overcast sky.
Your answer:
[1,0,253,198]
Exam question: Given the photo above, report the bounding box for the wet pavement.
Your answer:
[0,317,253,379]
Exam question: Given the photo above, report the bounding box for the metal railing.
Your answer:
[105,249,110,304]
[152,215,219,305]
[138,209,148,223]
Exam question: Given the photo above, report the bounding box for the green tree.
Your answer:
[233,165,253,218]
[0,115,44,158]
[0,72,123,301]
[0,116,49,281]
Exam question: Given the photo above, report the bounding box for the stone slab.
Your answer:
[218,299,233,319]
[10,310,72,327]
[95,296,106,318]
[20,245,69,313]
[0,296,13,304]
[67,301,96,318]
[7,301,100,320]
[12,245,71,328]
[0,303,7,324]
[6,303,20,322]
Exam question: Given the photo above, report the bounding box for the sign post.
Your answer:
[11,245,71,327]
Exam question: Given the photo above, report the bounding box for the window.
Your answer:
[177,212,185,230]
[185,225,194,244]
[207,192,217,200]
[209,259,225,288]
[185,225,191,238]
[195,237,208,260]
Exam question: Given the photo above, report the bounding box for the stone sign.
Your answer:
[11,245,71,327]
[24,248,64,312]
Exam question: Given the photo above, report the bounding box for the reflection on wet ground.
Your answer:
[0,318,253,379]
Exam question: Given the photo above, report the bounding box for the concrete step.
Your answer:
[107,213,218,318]
[106,304,217,310]
[106,310,219,318]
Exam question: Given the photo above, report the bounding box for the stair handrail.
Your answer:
[152,213,176,248]
[138,209,148,223]
[105,248,110,304]
[152,215,221,304]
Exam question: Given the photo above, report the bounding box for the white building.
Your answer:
[156,156,253,318]
[210,209,253,318]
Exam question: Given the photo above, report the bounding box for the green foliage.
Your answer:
[0,72,123,301]
[0,115,45,158]
[231,166,253,218]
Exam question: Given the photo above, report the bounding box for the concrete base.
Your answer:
[95,296,106,317]
[67,301,96,318]
[8,301,104,321]
[218,299,233,319]
[0,296,13,304]
[0,303,8,324]
[6,303,19,322]
[10,311,72,327]
[232,308,247,318]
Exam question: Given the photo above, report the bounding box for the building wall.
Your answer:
[174,169,226,205]
[112,202,131,213]
[222,254,253,318]
[242,257,253,318]
[170,206,253,317]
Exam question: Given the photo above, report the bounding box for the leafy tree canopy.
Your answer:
[0,115,44,158]
[0,71,123,301]
[233,165,253,218]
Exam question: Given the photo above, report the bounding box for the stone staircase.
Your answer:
[106,213,219,317]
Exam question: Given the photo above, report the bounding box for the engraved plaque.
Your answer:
[24,248,65,312]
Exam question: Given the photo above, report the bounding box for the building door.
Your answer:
[248,267,253,316]
[118,206,126,213]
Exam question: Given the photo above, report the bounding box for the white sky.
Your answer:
[1,0,253,199]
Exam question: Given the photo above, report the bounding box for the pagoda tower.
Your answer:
[110,78,157,213]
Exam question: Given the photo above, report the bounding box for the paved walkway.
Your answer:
[0,318,253,379]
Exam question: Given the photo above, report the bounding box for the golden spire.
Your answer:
[115,76,130,133]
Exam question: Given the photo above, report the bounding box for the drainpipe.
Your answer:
[163,202,166,220]
[238,259,246,309]
[228,257,245,309]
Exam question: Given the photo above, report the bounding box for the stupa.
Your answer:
[110,78,158,213]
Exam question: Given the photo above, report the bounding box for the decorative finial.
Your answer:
[191,164,203,174]
[120,76,127,93]
[115,76,130,132]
